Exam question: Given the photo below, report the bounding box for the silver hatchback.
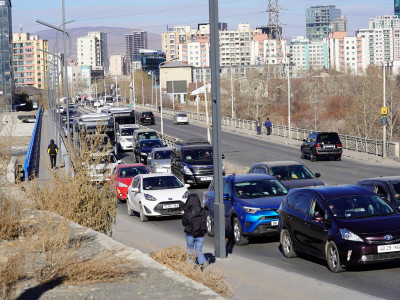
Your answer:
[173,113,189,125]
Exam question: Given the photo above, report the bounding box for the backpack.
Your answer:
[190,207,207,238]
[48,144,58,155]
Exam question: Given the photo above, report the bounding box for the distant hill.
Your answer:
[36,26,161,60]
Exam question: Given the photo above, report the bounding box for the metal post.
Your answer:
[132,65,136,110]
[209,0,225,259]
[159,68,163,134]
[203,68,211,142]
[230,64,234,119]
[151,72,154,107]
[142,77,144,106]
[115,76,119,105]
[383,63,387,158]
[62,0,70,152]
[287,64,291,139]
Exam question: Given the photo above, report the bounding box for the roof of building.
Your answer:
[160,61,193,68]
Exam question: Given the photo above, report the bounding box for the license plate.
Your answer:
[324,145,334,149]
[377,243,400,253]
[200,176,213,181]
[271,220,278,226]
[163,204,179,209]
[146,117,151,120]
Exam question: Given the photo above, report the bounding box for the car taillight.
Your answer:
[151,115,154,118]
[140,116,145,119]
[315,144,322,149]
[337,143,342,148]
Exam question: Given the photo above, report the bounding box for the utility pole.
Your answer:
[230,64,234,119]
[383,62,387,158]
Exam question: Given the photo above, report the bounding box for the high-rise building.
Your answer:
[12,33,48,90]
[289,36,329,71]
[125,30,148,62]
[306,5,342,40]
[395,0,400,17]
[77,31,108,71]
[0,0,13,111]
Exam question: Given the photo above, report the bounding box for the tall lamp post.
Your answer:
[382,61,390,158]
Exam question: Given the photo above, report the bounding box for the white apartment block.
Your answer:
[356,28,393,66]
[77,31,108,71]
[162,26,197,61]
[109,54,125,76]
[179,41,209,67]
[369,15,400,29]
[289,36,328,71]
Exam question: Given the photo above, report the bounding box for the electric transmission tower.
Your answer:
[266,0,283,65]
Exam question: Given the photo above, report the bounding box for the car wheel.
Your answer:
[326,241,345,273]
[127,201,134,216]
[280,229,297,258]
[300,152,306,159]
[232,217,249,246]
[335,155,341,161]
[310,151,317,162]
[206,210,214,237]
[139,203,148,222]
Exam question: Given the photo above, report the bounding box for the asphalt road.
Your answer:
[78,107,400,299]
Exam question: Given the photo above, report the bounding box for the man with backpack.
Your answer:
[182,194,208,269]
[47,139,59,169]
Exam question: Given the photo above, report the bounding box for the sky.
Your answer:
[12,0,395,38]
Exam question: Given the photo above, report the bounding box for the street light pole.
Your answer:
[287,63,291,139]
[230,64,234,119]
[383,62,387,158]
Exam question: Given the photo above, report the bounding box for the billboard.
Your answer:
[166,80,187,94]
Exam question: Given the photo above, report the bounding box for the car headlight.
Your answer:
[140,152,148,156]
[183,166,193,175]
[117,181,128,188]
[144,193,157,201]
[243,207,261,214]
[340,229,363,242]
[155,162,160,168]
[120,138,127,142]
[182,190,190,199]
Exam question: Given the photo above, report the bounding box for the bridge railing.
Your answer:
[24,107,43,181]
[136,104,400,159]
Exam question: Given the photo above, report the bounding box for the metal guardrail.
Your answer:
[136,104,399,159]
[24,107,43,181]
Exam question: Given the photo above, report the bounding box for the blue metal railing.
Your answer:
[24,107,42,181]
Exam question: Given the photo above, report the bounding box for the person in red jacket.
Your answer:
[47,139,59,169]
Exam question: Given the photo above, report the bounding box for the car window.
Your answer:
[317,133,340,143]
[121,128,134,136]
[248,167,257,174]
[154,150,172,160]
[223,180,231,197]
[234,179,288,199]
[374,185,387,197]
[143,176,183,190]
[183,148,213,161]
[119,166,149,178]
[293,194,312,214]
[308,199,324,216]
[389,182,400,200]
[131,177,139,188]
[286,194,295,208]
[287,165,314,180]
[140,140,163,148]
[138,132,158,140]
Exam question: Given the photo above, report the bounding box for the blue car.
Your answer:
[203,174,288,245]
[134,139,164,164]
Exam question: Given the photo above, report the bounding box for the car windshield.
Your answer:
[118,166,149,178]
[270,165,314,180]
[326,195,395,220]
[183,148,213,161]
[143,176,183,190]
[85,135,109,146]
[138,132,157,140]
[121,128,134,136]
[154,150,172,160]
[140,140,163,148]
[177,114,187,117]
[89,154,116,165]
[317,133,340,143]
[234,180,288,199]
[142,112,153,117]
[389,182,400,200]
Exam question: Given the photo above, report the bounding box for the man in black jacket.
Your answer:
[47,139,59,169]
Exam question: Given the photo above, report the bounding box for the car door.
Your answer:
[223,180,235,232]
[373,183,391,202]
[290,193,313,249]
[129,176,141,211]
[302,134,313,155]
[303,198,329,256]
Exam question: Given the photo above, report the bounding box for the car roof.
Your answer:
[141,111,153,114]
[139,139,162,143]
[119,124,139,129]
[290,185,374,199]
[117,163,147,169]
[135,129,157,133]
[153,146,173,151]
[141,173,177,179]
[226,173,277,182]
[252,161,305,167]
[358,176,400,183]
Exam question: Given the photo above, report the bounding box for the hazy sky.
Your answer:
[12,0,394,38]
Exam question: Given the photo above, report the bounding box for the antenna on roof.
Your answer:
[19,24,23,33]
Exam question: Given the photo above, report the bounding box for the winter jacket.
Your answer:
[182,194,206,236]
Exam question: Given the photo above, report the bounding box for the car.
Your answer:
[171,139,224,186]
[358,176,400,210]
[62,109,75,122]
[134,139,164,164]
[63,119,74,137]
[87,152,120,183]
[247,161,324,189]
[300,131,342,161]
[138,111,155,125]
[147,146,173,173]
[174,113,189,125]
[126,173,190,221]
[109,163,150,202]
[203,174,288,245]
[116,124,140,152]
[84,134,113,153]
[56,105,64,114]
[278,185,400,272]
[132,129,158,146]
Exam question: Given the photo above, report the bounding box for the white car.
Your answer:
[147,147,173,173]
[117,124,140,151]
[87,152,120,183]
[126,173,190,221]
[173,113,189,125]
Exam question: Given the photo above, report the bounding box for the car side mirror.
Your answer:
[302,139,306,142]
[116,132,120,136]
[184,184,190,188]
[315,173,321,178]
[131,187,139,193]
[312,215,324,222]
[223,193,232,201]
[117,160,122,164]
[222,154,225,159]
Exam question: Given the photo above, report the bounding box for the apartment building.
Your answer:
[77,31,108,71]
[162,26,197,61]
[289,36,328,71]
[12,33,48,89]
[109,54,125,76]
[306,5,342,40]
[125,30,148,62]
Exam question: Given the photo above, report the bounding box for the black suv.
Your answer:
[358,176,400,210]
[138,111,155,125]
[300,132,342,161]
[171,139,224,185]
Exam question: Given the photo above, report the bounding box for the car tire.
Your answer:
[326,241,345,273]
[300,152,306,159]
[232,217,249,246]
[127,201,134,216]
[335,155,341,161]
[206,210,214,237]
[310,151,317,162]
[139,203,148,222]
[280,229,297,258]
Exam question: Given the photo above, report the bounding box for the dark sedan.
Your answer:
[248,161,324,189]
[358,176,400,210]
[134,139,164,164]
[279,185,400,272]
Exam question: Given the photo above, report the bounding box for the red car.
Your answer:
[110,163,150,202]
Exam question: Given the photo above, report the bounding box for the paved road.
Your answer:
[111,109,400,299]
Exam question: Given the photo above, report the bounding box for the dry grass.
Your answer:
[224,163,248,175]
[150,246,232,299]
[0,248,25,300]
[0,196,23,240]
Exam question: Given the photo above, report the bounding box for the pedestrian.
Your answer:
[264,118,272,135]
[256,117,261,135]
[158,105,161,113]
[182,194,208,269]
[47,139,58,169]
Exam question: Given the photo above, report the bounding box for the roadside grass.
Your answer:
[225,163,248,175]
[150,246,232,299]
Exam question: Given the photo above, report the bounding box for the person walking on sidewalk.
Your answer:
[256,117,261,135]
[264,118,272,135]
[47,139,59,169]
[182,194,208,269]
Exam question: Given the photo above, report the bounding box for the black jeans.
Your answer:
[267,127,271,135]
[50,154,57,169]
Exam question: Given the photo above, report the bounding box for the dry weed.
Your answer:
[150,246,232,299]
[0,247,25,300]
[224,163,248,175]
[0,196,22,240]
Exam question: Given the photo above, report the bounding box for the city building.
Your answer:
[0,0,13,111]
[161,26,197,62]
[68,64,92,98]
[306,5,342,40]
[369,15,400,29]
[12,33,48,90]
[109,54,125,76]
[289,36,329,71]
[125,30,148,62]
[395,0,400,17]
[140,49,165,81]
[77,31,108,72]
